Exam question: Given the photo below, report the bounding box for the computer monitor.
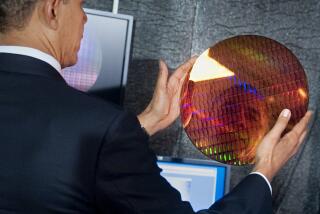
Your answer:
[157,156,231,212]
[61,8,133,105]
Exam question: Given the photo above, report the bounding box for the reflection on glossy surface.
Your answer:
[181,35,309,165]
[190,49,235,82]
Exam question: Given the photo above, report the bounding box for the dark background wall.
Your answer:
[84,0,320,213]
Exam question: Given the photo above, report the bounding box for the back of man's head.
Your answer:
[0,0,39,33]
[0,0,86,68]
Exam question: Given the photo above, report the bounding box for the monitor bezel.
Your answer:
[83,8,134,105]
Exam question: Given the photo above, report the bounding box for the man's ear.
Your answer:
[38,0,62,30]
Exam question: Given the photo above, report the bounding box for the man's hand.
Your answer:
[253,109,313,182]
[137,57,197,136]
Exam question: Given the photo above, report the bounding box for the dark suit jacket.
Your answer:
[0,53,272,214]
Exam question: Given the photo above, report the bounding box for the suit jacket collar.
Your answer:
[0,46,61,72]
[0,53,66,83]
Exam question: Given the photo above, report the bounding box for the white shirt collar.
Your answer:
[0,46,62,73]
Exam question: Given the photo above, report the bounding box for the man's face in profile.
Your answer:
[58,0,87,68]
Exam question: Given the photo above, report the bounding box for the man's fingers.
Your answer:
[298,130,307,144]
[167,57,197,96]
[172,56,197,80]
[253,110,312,182]
[290,110,313,137]
[296,109,317,146]
[278,111,312,154]
[267,109,291,140]
[156,59,169,89]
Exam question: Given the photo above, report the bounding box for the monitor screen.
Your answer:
[61,8,133,105]
[157,156,230,212]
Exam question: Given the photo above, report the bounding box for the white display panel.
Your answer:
[62,9,133,105]
[157,158,230,212]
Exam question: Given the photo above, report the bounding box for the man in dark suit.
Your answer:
[0,0,312,213]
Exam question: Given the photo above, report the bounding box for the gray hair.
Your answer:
[0,0,39,33]
[0,0,72,33]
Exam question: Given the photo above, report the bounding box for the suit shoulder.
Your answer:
[60,83,123,113]
[36,80,126,125]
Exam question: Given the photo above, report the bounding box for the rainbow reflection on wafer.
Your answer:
[181,35,309,165]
